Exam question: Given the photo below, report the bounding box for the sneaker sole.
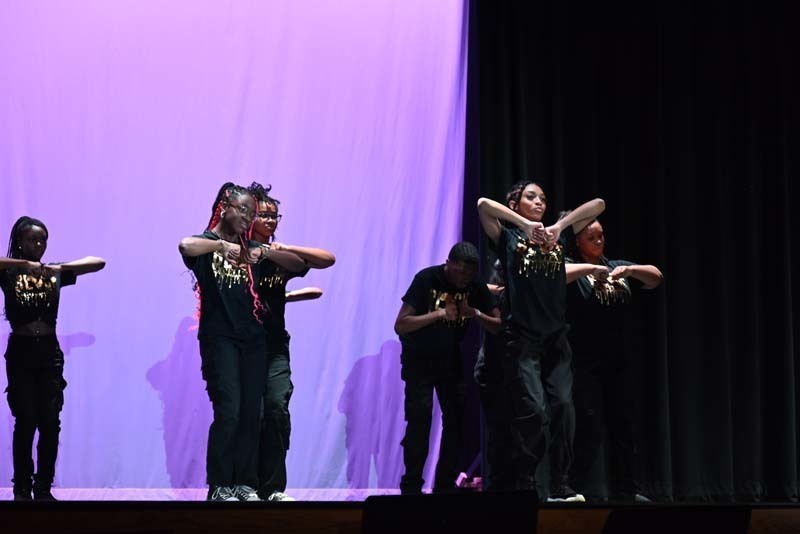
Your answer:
[547,495,586,503]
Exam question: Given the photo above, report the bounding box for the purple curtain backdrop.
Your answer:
[0,1,468,490]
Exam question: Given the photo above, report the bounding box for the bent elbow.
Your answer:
[178,239,191,256]
[593,198,606,214]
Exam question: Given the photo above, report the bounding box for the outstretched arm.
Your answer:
[286,287,324,302]
[260,247,307,273]
[0,258,40,272]
[179,237,240,261]
[610,264,663,289]
[51,256,106,275]
[271,243,335,269]
[477,198,546,244]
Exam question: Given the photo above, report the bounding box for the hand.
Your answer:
[523,221,546,244]
[487,283,505,296]
[269,242,286,251]
[544,223,562,247]
[220,241,241,262]
[609,265,631,279]
[244,246,263,264]
[24,261,43,276]
[458,298,477,319]
[41,264,62,279]
[443,299,459,321]
[590,265,610,280]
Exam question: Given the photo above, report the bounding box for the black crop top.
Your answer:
[0,268,77,330]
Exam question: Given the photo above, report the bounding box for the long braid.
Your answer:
[196,182,265,322]
[239,233,266,323]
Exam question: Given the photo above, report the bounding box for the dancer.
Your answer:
[179,183,278,501]
[564,218,662,502]
[473,260,514,492]
[395,241,500,494]
[477,182,604,500]
[248,182,334,501]
[0,216,105,500]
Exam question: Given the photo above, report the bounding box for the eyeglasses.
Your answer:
[226,202,256,219]
[257,212,282,222]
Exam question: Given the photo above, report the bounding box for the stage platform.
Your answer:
[0,491,798,533]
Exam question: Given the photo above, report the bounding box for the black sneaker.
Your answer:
[207,486,238,501]
[547,484,586,502]
[231,485,261,502]
[32,488,57,501]
[13,489,32,501]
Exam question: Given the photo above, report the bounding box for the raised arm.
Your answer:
[547,198,605,244]
[610,264,663,289]
[271,243,335,269]
[477,197,545,244]
[52,256,106,275]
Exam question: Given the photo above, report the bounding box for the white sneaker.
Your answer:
[267,491,296,502]
[208,486,239,501]
[232,485,261,501]
[547,484,586,502]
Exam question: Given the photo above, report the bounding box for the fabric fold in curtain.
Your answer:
[0,0,469,490]
[478,0,798,500]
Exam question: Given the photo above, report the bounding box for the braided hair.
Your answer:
[505,180,542,211]
[7,216,48,259]
[196,183,265,323]
[247,181,281,243]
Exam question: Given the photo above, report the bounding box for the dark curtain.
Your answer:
[474,0,799,501]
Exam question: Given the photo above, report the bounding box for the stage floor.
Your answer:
[0,497,799,534]
[0,487,398,501]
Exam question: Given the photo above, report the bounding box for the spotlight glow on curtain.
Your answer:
[0,0,468,489]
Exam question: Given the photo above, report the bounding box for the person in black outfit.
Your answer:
[394,241,501,494]
[473,260,516,492]
[477,182,604,500]
[564,218,663,502]
[247,182,334,502]
[179,183,281,502]
[0,216,105,500]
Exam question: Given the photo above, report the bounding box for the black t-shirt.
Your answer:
[493,224,571,341]
[566,257,639,360]
[0,267,77,330]
[256,259,310,351]
[399,265,494,377]
[182,231,266,340]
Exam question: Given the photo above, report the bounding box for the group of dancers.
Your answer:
[397,181,662,502]
[1,181,335,501]
[1,179,660,502]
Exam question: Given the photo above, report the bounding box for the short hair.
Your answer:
[448,241,480,265]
